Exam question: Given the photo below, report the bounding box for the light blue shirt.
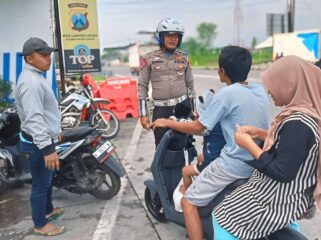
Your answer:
[200,82,269,178]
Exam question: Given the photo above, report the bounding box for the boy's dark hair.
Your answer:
[218,46,252,83]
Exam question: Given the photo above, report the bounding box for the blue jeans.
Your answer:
[19,141,54,228]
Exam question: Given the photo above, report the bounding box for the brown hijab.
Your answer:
[261,55,321,210]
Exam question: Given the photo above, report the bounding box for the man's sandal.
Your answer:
[33,226,66,236]
[47,207,64,222]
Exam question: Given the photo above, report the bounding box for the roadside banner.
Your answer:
[58,0,101,74]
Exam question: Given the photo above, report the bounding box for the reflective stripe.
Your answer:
[139,99,147,116]
[19,132,33,144]
[20,132,60,144]
[153,94,188,107]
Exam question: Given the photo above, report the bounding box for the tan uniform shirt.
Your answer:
[138,48,195,101]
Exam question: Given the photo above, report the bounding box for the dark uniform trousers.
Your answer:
[152,105,175,146]
[152,98,192,146]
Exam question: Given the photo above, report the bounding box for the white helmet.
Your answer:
[156,18,185,48]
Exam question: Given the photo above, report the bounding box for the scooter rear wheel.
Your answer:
[144,187,166,222]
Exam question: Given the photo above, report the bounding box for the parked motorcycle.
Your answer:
[0,106,124,200]
[0,106,28,190]
[59,76,120,139]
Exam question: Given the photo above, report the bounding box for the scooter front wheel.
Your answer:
[144,187,166,222]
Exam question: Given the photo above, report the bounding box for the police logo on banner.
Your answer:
[67,3,89,31]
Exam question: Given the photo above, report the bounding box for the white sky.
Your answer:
[97,0,321,48]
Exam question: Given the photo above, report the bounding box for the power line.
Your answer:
[234,0,243,46]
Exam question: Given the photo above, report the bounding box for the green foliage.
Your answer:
[182,37,198,53]
[196,22,218,49]
[0,76,12,111]
[189,50,220,68]
[181,21,272,67]
[102,48,121,60]
[182,22,218,54]
[93,75,106,82]
[252,47,272,64]
[251,37,258,49]
[187,48,272,68]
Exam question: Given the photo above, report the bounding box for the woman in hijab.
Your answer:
[211,56,321,240]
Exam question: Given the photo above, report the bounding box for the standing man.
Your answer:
[138,17,196,146]
[15,37,65,236]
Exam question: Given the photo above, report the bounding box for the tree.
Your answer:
[102,48,120,60]
[196,22,218,50]
[251,37,258,50]
[182,37,199,53]
[0,76,12,111]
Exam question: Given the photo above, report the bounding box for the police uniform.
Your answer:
[138,48,196,146]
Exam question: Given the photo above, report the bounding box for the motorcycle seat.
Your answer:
[267,226,308,240]
[198,178,249,218]
[58,91,78,105]
[59,98,74,106]
[61,126,95,142]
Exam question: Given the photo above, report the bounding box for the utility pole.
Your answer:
[234,0,243,46]
[52,0,66,96]
[287,0,295,32]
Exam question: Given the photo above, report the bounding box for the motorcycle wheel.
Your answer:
[84,156,121,200]
[89,109,120,139]
[144,187,166,222]
[0,180,4,192]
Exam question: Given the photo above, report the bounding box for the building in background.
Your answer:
[266,13,285,36]
[0,0,57,98]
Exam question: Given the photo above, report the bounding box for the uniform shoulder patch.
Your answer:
[140,57,147,69]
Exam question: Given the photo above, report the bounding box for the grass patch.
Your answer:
[188,48,272,68]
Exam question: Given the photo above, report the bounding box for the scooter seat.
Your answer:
[61,126,95,142]
[225,178,249,190]
[198,178,249,218]
[268,226,308,240]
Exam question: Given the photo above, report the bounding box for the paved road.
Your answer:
[0,66,320,240]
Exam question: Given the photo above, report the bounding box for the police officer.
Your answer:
[138,17,196,146]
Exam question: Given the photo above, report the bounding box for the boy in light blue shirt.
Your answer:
[151,46,269,240]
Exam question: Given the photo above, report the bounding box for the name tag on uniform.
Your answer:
[152,60,164,64]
